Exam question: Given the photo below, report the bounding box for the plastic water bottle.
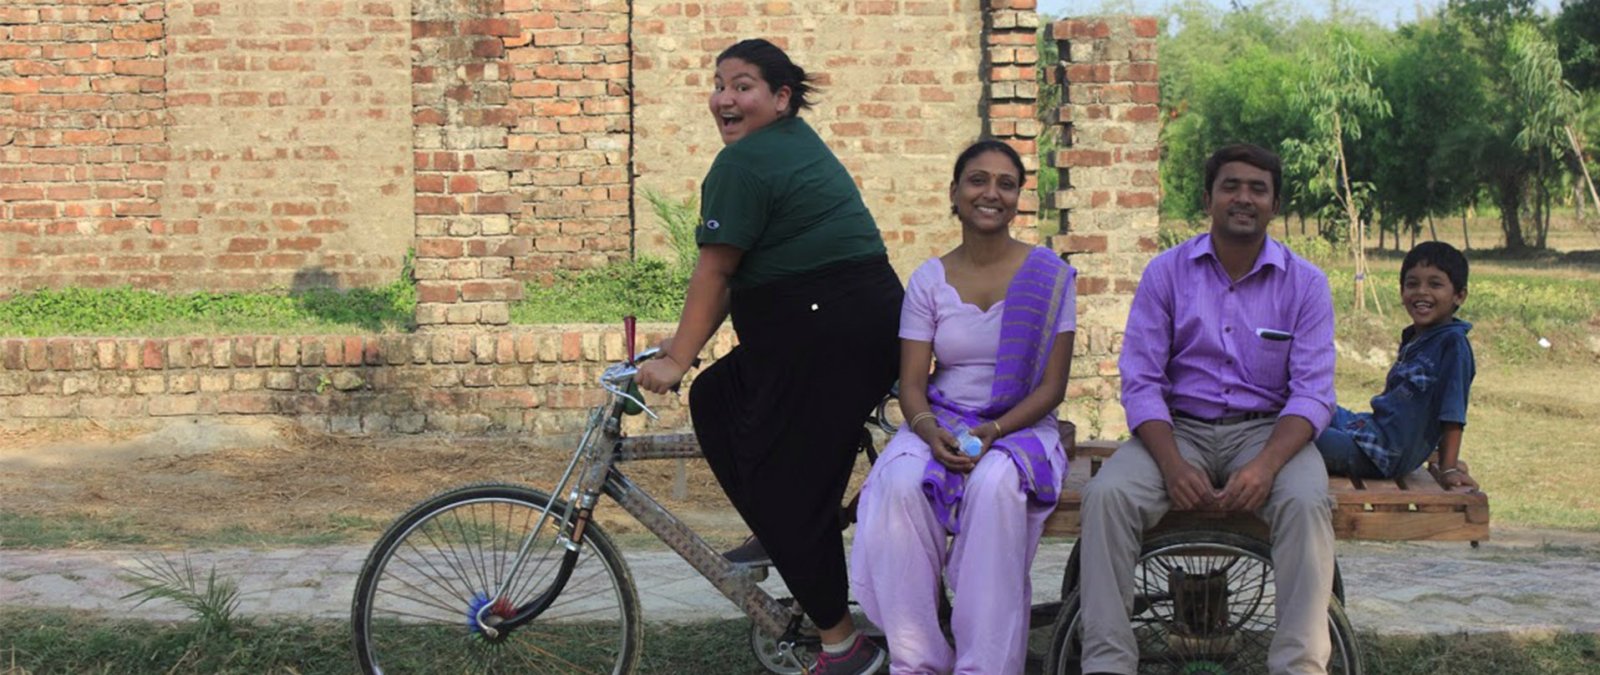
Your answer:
[952,423,983,457]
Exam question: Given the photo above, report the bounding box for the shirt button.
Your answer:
[1224,326,1232,333]
[810,303,819,311]
[1228,286,1235,292]
[1224,388,1232,394]
[1226,358,1234,365]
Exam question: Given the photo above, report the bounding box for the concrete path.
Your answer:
[4,528,1598,635]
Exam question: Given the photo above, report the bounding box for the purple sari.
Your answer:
[922,247,1075,533]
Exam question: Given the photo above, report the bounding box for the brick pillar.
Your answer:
[984,0,1041,239]
[412,0,525,326]
[1050,16,1161,437]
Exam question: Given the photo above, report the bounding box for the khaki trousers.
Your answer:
[1077,417,1335,675]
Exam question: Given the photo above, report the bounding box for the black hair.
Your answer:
[1401,241,1469,295]
[716,38,816,116]
[951,138,1026,184]
[1203,143,1283,203]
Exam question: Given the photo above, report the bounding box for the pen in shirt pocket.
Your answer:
[1256,327,1293,341]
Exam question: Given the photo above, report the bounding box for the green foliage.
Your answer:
[513,191,694,324]
[1283,32,1393,242]
[0,251,417,337]
[512,258,686,324]
[642,189,701,273]
[1153,0,1600,251]
[1156,221,1205,250]
[120,554,241,637]
[1324,255,1600,363]
[1037,23,1063,235]
[1553,0,1600,91]
[1366,21,1487,242]
[1156,3,1329,220]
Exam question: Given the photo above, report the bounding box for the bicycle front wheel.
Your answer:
[351,483,641,674]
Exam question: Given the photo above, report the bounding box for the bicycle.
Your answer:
[350,321,893,674]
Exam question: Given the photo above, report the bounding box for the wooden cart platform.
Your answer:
[1042,438,1490,542]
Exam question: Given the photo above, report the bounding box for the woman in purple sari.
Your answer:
[850,140,1077,675]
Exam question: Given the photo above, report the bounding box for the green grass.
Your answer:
[3,610,1597,674]
[510,257,687,324]
[0,252,417,337]
[0,512,149,549]
[0,284,416,337]
[1316,247,1600,533]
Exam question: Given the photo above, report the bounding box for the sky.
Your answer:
[1037,0,1568,27]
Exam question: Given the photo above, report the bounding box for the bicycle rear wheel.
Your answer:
[351,483,641,674]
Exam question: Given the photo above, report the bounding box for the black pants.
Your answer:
[690,255,903,629]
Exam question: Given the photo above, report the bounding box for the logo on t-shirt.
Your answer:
[703,219,720,230]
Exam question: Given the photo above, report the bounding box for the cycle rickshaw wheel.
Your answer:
[1046,529,1361,675]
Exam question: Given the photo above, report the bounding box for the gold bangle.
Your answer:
[909,412,937,430]
[988,420,1003,436]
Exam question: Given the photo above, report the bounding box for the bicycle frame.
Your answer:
[492,349,804,647]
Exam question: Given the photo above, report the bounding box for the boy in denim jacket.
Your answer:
[1317,241,1478,488]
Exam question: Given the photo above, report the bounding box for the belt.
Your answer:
[1172,409,1277,426]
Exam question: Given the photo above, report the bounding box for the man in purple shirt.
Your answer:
[1078,144,1337,675]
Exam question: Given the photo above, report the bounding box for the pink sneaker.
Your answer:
[810,632,887,675]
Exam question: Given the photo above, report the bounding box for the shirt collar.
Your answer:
[1186,233,1287,275]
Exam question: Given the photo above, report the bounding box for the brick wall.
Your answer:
[0,324,732,435]
[1049,16,1161,437]
[164,0,413,291]
[0,5,1165,439]
[631,0,991,274]
[0,0,168,289]
[0,0,414,294]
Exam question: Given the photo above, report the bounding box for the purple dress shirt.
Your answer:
[1119,233,1336,436]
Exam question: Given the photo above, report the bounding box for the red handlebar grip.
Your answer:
[623,315,637,364]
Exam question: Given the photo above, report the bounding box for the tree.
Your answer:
[1285,33,1391,311]
[1553,0,1600,92]
[1156,0,1322,222]
[1442,0,1541,250]
[1367,21,1486,248]
[1508,23,1584,248]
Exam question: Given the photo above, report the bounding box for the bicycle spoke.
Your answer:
[354,487,640,675]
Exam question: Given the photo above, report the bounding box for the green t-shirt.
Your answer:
[696,116,886,290]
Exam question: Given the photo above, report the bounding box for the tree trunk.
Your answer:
[1427,213,1437,241]
[1462,211,1471,250]
[1497,179,1527,251]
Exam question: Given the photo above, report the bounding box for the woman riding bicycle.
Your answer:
[636,38,901,675]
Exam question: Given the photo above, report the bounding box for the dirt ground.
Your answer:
[0,418,864,549]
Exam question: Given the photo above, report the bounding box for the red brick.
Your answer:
[142,340,164,369]
[416,195,461,215]
[1116,191,1158,208]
